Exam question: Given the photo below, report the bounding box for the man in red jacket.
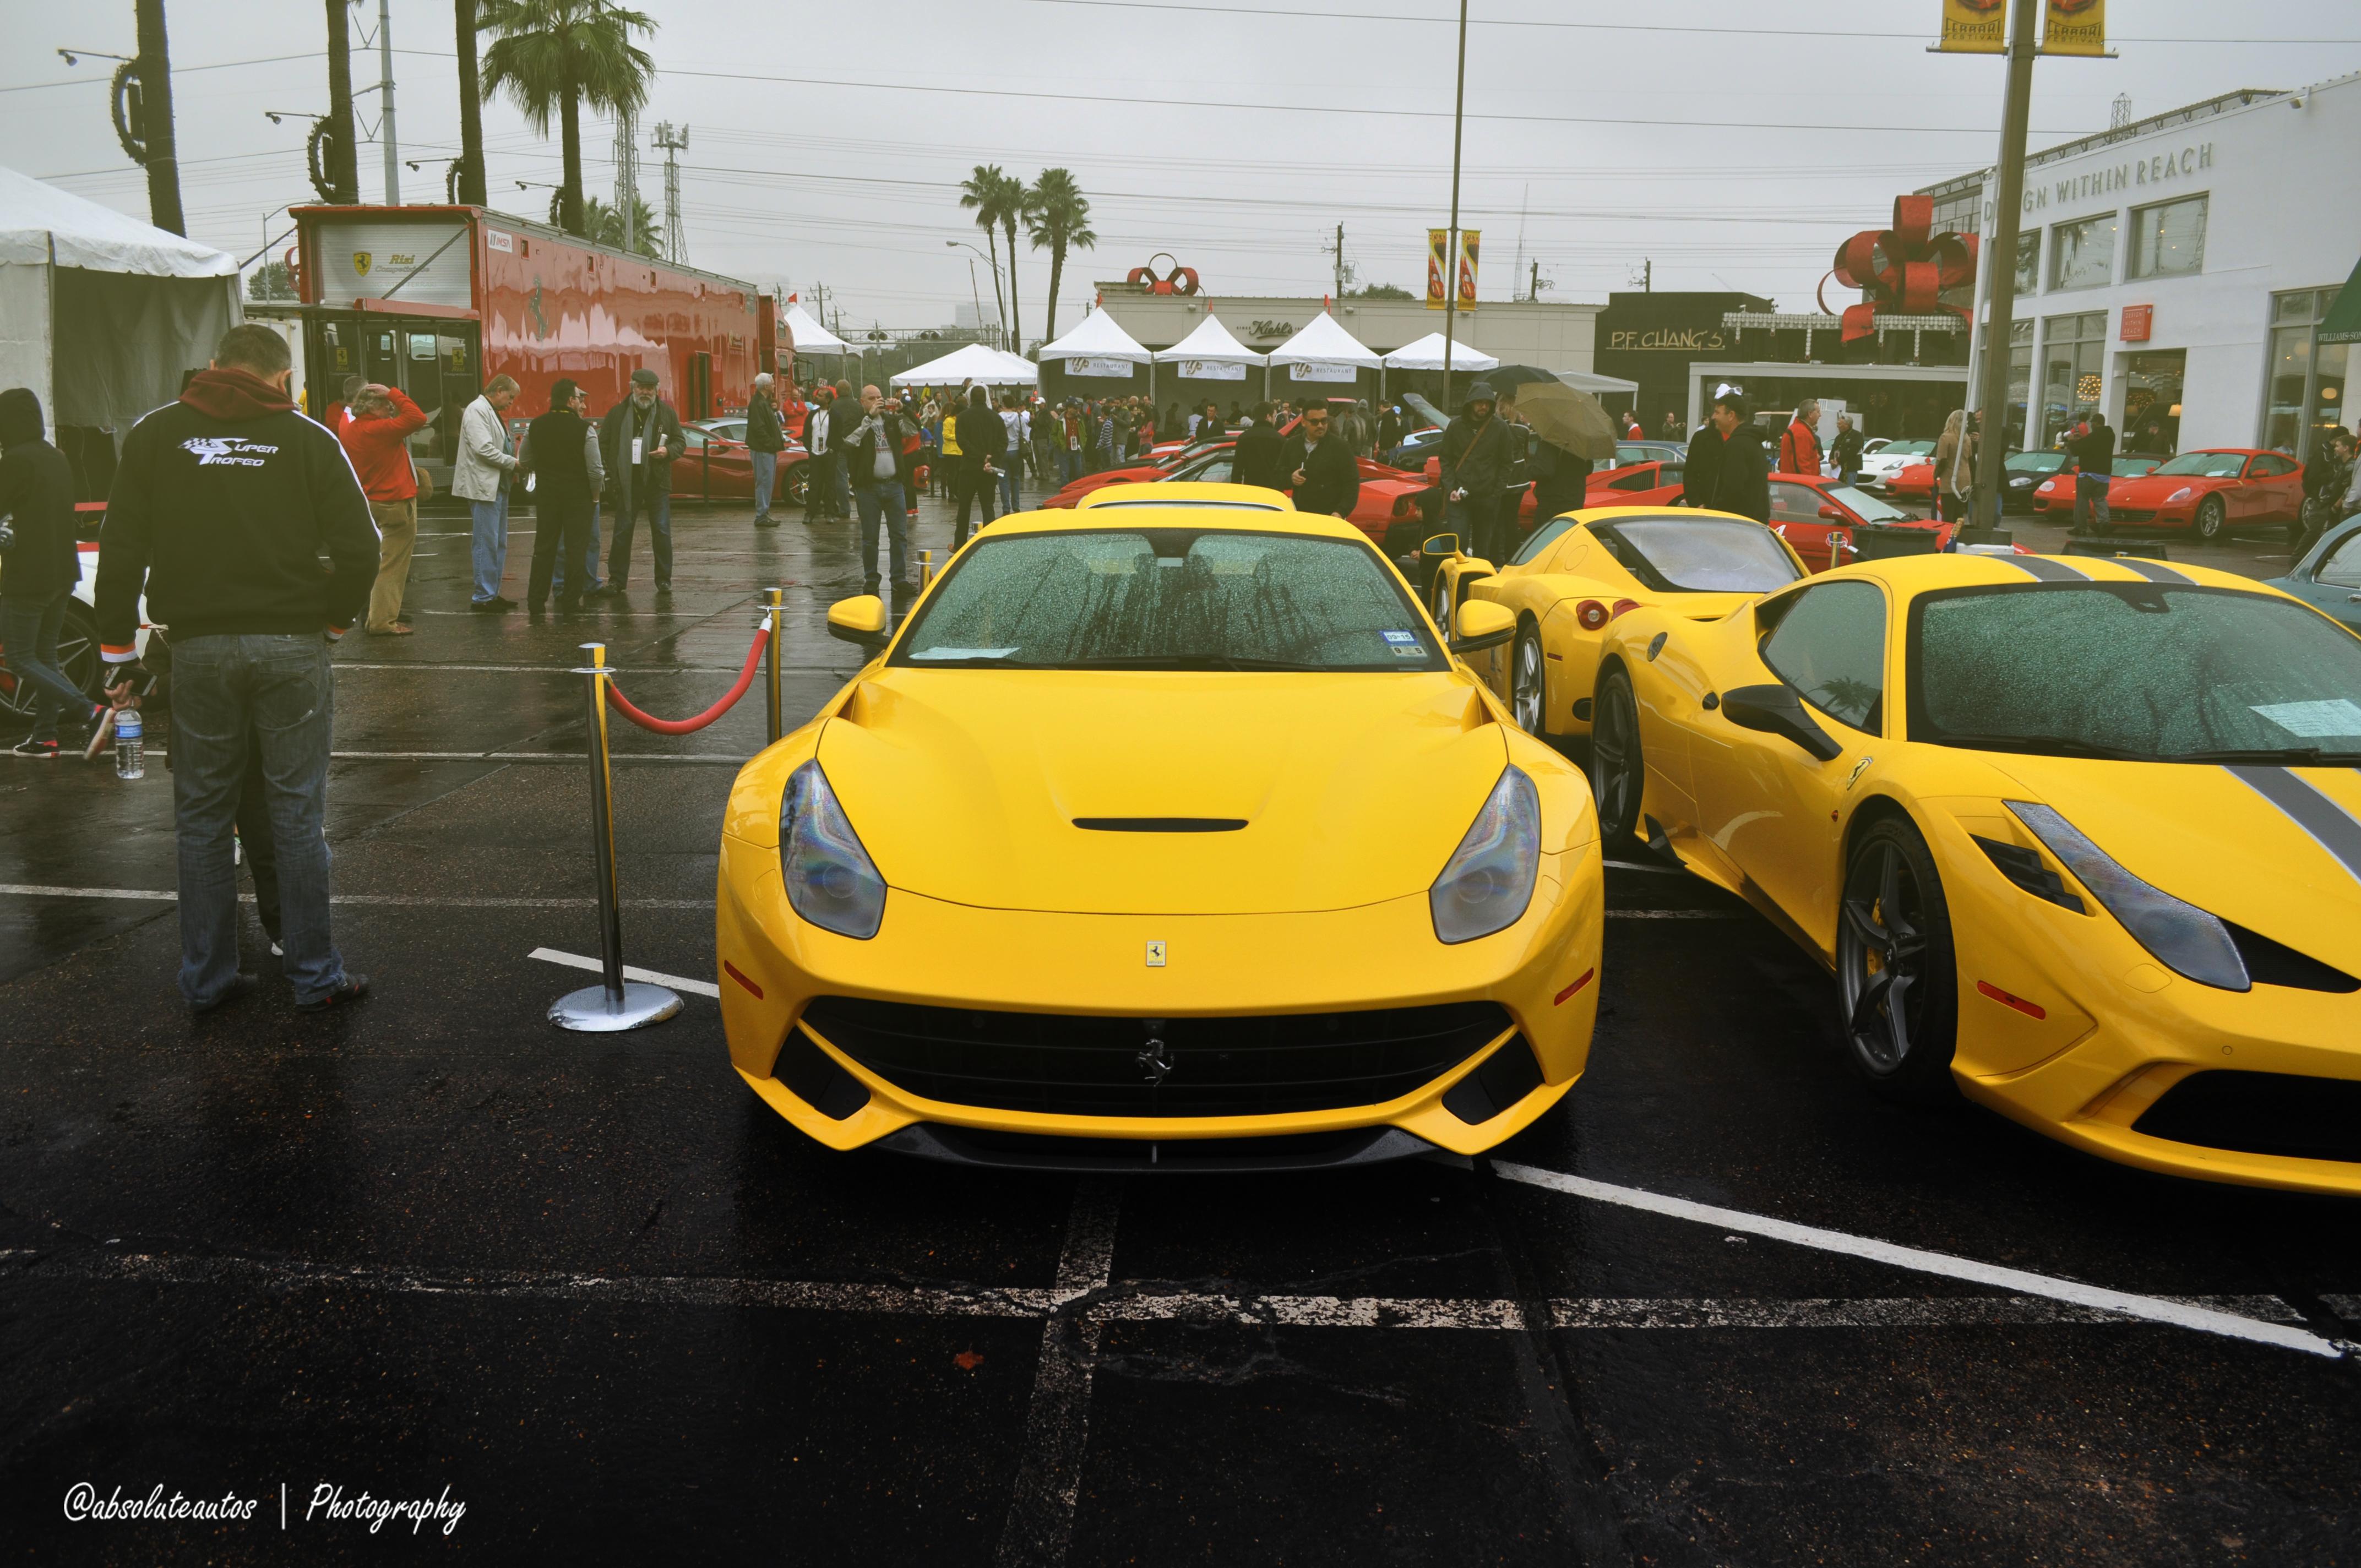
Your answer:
[338,384,429,634]
[1777,399,1823,477]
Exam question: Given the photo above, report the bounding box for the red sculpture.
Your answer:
[1821,195,1978,343]
[1127,253,1201,297]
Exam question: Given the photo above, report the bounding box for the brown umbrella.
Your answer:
[1486,370,1619,462]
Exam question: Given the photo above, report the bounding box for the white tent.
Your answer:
[1381,331,1499,372]
[890,341,1038,387]
[0,165,239,458]
[781,301,853,356]
[1036,309,1151,376]
[1267,311,1381,386]
[1152,314,1266,386]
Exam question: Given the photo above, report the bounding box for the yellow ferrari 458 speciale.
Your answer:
[1424,505,1810,743]
[1587,549,2361,1195]
[716,483,1604,1172]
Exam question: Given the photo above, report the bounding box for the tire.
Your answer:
[1588,666,1644,847]
[1431,571,1454,630]
[783,465,810,505]
[2193,495,2226,542]
[1835,816,1960,1105]
[0,596,102,721]
[1510,623,1547,736]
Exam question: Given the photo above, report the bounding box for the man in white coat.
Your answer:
[454,375,521,611]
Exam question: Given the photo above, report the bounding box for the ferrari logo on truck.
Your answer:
[352,251,373,276]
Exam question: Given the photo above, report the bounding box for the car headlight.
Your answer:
[1431,767,1541,944]
[2165,486,2194,505]
[2009,476,2033,487]
[2006,802,2246,990]
[780,760,886,939]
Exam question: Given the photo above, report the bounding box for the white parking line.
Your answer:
[997,1180,1122,1568]
[1492,1161,2341,1359]
[527,946,720,999]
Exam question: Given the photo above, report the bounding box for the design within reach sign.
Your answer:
[2023,144,2212,214]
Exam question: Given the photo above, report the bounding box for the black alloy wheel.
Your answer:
[1835,816,1960,1104]
[2193,494,2226,542]
[1588,666,1644,846]
[1511,624,1547,736]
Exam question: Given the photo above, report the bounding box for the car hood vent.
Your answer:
[1073,817,1248,832]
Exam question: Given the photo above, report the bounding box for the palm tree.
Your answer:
[994,169,1028,350]
[478,0,657,238]
[323,1,358,203]
[958,165,1010,339]
[583,193,659,258]
[453,0,486,204]
[1024,168,1096,346]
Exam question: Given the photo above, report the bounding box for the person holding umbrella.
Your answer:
[1439,382,1517,564]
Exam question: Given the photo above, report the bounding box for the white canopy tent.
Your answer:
[1150,314,1265,399]
[1036,309,1151,380]
[890,341,1038,387]
[1267,312,1381,380]
[781,301,853,357]
[0,165,239,471]
[1381,331,1499,372]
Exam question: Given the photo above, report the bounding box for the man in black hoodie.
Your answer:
[96,323,379,1015]
[1,386,101,756]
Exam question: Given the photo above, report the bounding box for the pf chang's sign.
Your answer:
[2022,141,2212,214]
[1606,327,1729,353]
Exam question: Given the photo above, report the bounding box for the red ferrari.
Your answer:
[2095,448,2307,541]
[1041,442,1235,508]
[1766,475,1952,570]
[2027,453,2165,513]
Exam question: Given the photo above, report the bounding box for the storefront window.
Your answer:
[2264,288,2355,463]
[2004,319,2033,451]
[2050,215,2118,291]
[2014,232,2040,296]
[2128,195,2206,281]
[2040,312,2107,448]
[2121,350,2184,456]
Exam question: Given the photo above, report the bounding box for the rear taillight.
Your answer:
[1576,600,1608,631]
[1609,598,1639,620]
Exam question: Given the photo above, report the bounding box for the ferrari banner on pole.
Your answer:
[2041,0,2105,57]
[1456,229,1480,313]
[1427,229,1449,310]
[1936,0,2006,52]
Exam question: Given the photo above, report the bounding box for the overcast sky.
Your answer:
[6,0,2358,338]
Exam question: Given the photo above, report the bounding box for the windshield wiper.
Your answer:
[1935,733,2155,761]
[2164,747,2361,765]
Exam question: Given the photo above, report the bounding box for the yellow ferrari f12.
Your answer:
[1590,550,2361,1195]
[716,484,1603,1171]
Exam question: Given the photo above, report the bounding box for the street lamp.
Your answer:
[947,239,1004,347]
[58,48,134,67]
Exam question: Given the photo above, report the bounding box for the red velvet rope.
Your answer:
[604,625,771,735]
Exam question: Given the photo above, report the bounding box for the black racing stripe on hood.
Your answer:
[2110,558,2192,585]
[2227,766,2361,884]
[2008,556,2089,582]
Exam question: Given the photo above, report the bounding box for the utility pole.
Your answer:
[1439,0,1470,405]
[653,122,689,264]
[1644,258,1652,293]
[1969,0,2041,532]
[1529,260,1540,303]
[613,106,639,253]
[376,0,399,203]
[1333,223,1345,301]
[132,0,183,233]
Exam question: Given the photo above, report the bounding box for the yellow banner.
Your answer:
[1456,228,1480,312]
[2041,0,2105,56]
[1427,228,1449,309]
[1937,0,2006,52]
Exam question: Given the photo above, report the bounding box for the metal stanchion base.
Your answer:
[550,981,684,1032]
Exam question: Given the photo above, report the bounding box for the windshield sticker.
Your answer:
[1381,630,1418,644]
[2252,699,2361,738]
[910,647,1021,661]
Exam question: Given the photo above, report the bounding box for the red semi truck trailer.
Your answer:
[287,204,784,491]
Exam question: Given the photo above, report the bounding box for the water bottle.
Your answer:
[114,707,144,780]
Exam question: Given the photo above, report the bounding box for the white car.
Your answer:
[1857,438,1934,483]
[0,540,151,722]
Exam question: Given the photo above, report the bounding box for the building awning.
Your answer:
[2320,257,2361,346]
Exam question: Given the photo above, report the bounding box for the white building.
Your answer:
[1924,72,2361,462]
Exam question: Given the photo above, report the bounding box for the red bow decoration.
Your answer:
[1822,195,1978,343]
[1127,253,1201,296]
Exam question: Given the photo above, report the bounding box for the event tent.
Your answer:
[1381,331,1499,372]
[780,301,853,356]
[0,165,239,477]
[1267,312,1381,373]
[1036,309,1152,371]
[889,341,1038,387]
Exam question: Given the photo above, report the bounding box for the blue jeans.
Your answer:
[2073,473,2111,532]
[168,634,345,1005]
[1448,493,1508,565]
[550,498,601,596]
[751,449,778,518]
[608,484,672,588]
[998,463,1018,513]
[853,481,910,587]
[470,491,510,603]
[1058,448,1082,485]
[2,590,89,742]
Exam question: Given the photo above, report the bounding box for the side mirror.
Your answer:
[1719,683,1843,761]
[1421,532,1461,558]
[826,595,890,652]
[1449,599,1516,656]
[1423,456,1442,480]
[1818,504,1846,521]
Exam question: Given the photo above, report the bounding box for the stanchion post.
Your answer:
[764,586,784,745]
[919,548,934,590]
[550,641,683,1033]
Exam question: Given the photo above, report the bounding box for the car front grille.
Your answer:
[796,996,1514,1119]
[2107,507,2159,525]
[2132,1070,2361,1166]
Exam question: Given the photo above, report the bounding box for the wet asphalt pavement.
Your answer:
[2,489,2357,1565]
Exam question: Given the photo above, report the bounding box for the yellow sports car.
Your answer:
[716,484,1604,1170]
[1588,550,2361,1195]
[1425,505,1809,743]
